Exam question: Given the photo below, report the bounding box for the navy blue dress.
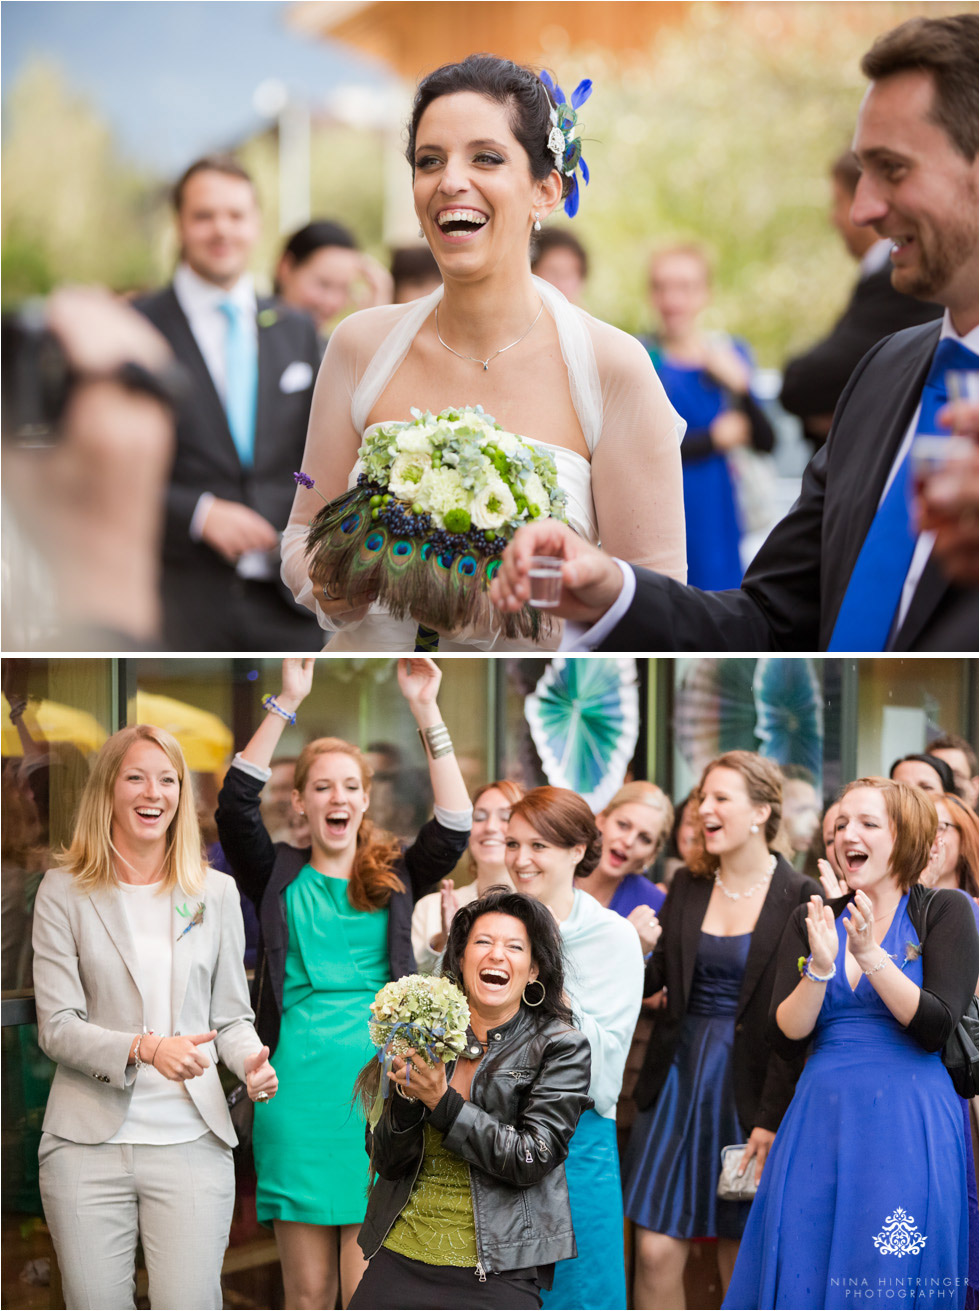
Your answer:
[622,931,753,1239]
[724,895,970,1309]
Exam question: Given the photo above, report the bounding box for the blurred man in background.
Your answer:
[134,155,323,651]
[780,151,943,449]
[928,733,980,810]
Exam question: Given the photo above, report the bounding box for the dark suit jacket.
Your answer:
[634,860,817,1134]
[133,286,321,634]
[780,265,942,445]
[604,321,977,652]
[214,764,470,1053]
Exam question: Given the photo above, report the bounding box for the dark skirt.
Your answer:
[349,1247,541,1310]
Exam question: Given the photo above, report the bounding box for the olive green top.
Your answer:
[383,1123,478,1267]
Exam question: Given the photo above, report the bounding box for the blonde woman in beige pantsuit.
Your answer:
[32,724,278,1310]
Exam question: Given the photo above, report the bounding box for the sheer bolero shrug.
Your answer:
[281,276,686,638]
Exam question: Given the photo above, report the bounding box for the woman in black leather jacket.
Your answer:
[348,888,593,1310]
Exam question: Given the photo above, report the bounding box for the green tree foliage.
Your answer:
[1,60,159,305]
[559,0,969,362]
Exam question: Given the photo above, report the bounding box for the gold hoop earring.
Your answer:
[523,979,545,1007]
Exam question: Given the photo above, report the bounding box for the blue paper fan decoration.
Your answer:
[673,658,759,776]
[753,658,824,779]
[525,658,639,812]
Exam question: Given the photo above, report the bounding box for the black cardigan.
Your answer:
[215,763,470,1052]
[767,883,980,1061]
[634,858,817,1134]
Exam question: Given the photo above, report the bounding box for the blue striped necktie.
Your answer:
[219,298,258,468]
[828,336,978,651]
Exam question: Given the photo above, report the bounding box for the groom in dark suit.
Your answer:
[492,13,978,654]
[135,156,322,650]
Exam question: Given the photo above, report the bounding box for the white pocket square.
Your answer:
[279,361,314,393]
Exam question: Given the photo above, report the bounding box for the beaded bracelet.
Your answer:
[862,951,891,977]
[134,1030,154,1073]
[262,694,297,726]
[802,956,836,984]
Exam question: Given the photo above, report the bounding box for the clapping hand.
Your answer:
[804,895,838,977]
[817,859,848,901]
[389,1049,448,1111]
[843,889,880,966]
[244,1045,278,1102]
[627,905,662,954]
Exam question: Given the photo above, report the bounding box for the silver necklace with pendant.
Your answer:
[714,852,777,901]
[435,302,544,371]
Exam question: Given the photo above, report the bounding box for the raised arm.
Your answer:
[397,658,470,814]
[589,325,687,581]
[214,658,314,903]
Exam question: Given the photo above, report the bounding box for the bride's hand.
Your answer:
[491,522,624,624]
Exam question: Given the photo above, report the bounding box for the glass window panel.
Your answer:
[856,657,975,778]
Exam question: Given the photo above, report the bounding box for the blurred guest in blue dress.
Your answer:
[623,751,814,1308]
[726,776,978,1310]
[642,245,775,590]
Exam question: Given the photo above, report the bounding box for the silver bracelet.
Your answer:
[134,1030,153,1073]
[418,722,453,760]
[862,951,891,977]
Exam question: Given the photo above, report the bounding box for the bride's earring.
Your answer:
[418,222,424,238]
[533,212,542,231]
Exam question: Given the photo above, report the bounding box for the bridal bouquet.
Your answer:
[298,406,568,640]
[366,974,470,1124]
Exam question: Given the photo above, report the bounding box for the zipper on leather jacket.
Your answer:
[467,1054,489,1282]
[475,1259,487,1283]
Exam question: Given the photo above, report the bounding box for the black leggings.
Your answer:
[348,1247,541,1310]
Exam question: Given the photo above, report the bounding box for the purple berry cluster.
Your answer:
[357,476,507,558]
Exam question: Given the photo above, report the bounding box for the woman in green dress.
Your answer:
[216,657,471,1309]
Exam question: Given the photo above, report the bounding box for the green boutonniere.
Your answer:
[257,308,278,329]
[176,900,206,942]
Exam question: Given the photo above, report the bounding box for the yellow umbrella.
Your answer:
[1,700,107,758]
[134,693,234,773]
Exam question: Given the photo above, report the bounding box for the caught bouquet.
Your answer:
[298,406,568,641]
[365,973,471,1126]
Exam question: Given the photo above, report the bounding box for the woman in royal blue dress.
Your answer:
[643,244,774,590]
[725,777,979,1311]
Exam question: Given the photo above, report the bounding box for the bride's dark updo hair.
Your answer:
[406,54,572,204]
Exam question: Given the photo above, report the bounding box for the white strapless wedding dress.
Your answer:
[281,277,684,652]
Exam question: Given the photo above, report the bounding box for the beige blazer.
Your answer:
[33,865,261,1148]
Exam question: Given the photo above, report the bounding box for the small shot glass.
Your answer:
[527,555,563,608]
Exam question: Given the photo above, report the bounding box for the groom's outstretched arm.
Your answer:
[492,444,828,652]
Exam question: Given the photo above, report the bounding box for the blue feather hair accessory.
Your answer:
[539,70,592,218]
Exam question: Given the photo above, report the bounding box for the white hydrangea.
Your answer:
[471,478,517,530]
[388,451,433,499]
[415,466,466,524]
[522,472,550,517]
[491,431,520,455]
[396,428,435,454]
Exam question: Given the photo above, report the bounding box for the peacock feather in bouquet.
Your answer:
[296,406,568,640]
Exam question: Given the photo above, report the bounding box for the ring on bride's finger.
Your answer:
[255,1091,270,1101]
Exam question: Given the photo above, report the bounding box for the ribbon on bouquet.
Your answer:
[375,1018,448,1098]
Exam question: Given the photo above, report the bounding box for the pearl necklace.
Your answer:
[714,853,777,902]
[435,302,544,371]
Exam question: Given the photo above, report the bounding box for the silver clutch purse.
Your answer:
[716,1143,759,1201]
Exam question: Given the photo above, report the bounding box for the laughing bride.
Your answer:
[282,54,686,651]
